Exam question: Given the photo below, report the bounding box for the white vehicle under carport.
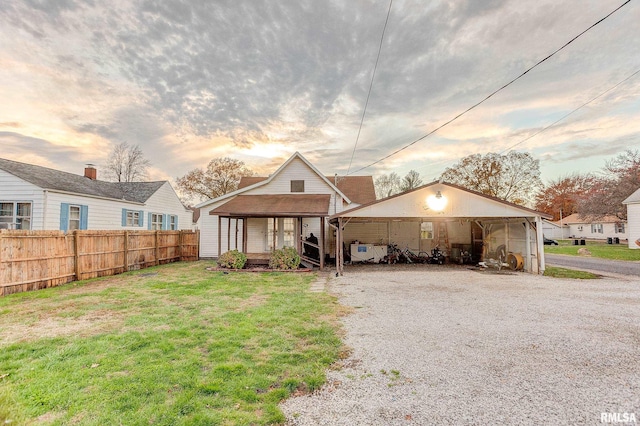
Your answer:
[329,181,552,275]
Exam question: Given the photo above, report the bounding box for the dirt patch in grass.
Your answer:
[0,309,125,345]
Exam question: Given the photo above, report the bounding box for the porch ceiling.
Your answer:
[209,194,331,217]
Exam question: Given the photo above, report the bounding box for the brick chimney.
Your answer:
[84,164,97,180]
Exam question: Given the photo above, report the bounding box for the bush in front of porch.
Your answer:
[269,247,301,270]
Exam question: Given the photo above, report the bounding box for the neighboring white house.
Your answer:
[561,213,627,241]
[542,219,568,240]
[623,188,640,249]
[196,152,376,267]
[0,157,192,231]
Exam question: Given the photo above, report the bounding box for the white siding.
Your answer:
[0,169,45,229]
[627,204,640,249]
[144,182,193,230]
[566,222,627,240]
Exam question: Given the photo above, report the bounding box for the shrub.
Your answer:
[217,250,247,269]
[269,247,300,270]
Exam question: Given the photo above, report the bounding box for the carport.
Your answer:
[329,182,552,275]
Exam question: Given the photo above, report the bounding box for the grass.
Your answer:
[543,266,600,279]
[0,261,345,425]
[544,239,640,261]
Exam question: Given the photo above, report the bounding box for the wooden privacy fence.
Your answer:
[0,230,199,296]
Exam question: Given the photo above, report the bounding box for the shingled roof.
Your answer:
[0,157,164,203]
[237,175,376,205]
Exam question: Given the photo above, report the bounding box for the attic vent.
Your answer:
[291,180,304,193]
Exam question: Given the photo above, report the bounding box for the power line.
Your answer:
[346,0,393,176]
[347,0,631,175]
[499,66,640,154]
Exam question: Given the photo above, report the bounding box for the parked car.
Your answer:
[544,237,559,245]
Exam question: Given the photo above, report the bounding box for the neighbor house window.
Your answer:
[421,222,434,239]
[615,223,625,233]
[591,224,603,234]
[0,202,32,229]
[122,209,144,227]
[151,213,164,230]
[291,180,305,192]
[60,203,88,231]
[169,215,178,230]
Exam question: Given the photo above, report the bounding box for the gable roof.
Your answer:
[329,181,552,220]
[237,174,376,205]
[560,213,624,224]
[0,157,164,203]
[623,187,640,204]
[197,152,353,208]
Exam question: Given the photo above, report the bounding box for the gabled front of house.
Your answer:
[0,158,193,231]
[197,152,376,268]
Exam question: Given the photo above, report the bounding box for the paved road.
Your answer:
[545,253,640,277]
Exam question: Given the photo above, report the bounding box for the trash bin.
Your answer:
[580,239,586,245]
[614,237,620,244]
[573,239,579,245]
[607,237,613,244]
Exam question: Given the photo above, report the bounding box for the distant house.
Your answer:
[196,152,376,267]
[623,188,640,249]
[0,158,192,231]
[542,219,568,240]
[561,213,627,241]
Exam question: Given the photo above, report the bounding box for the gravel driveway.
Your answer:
[281,265,640,425]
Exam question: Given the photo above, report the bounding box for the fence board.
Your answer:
[0,230,199,295]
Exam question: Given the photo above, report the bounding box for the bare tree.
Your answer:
[578,149,640,220]
[374,172,401,199]
[440,151,542,205]
[104,142,151,182]
[400,170,423,192]
[176,157,254,202]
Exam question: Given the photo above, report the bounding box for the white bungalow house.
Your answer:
[561,213,627,241]
[623,188,640,248]
[0,157,192,231]
[196,152,376,268]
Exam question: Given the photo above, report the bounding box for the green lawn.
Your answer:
[543,266,600,279]
[0,262,345,425]
[544,239,640,261]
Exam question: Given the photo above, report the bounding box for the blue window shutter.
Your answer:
[148,213,152,230]
[60,203,69,231]
[162,214,168,230]
[122,209,128,227]
[139,210,144,227]
[174,215,178,230]
[80,205,88,230]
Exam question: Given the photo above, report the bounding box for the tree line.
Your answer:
[103,142,639,221]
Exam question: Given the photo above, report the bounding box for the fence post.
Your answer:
[155,230,160,266]
[74,230,81,280]
[178,230,183,261]
[123,231,129,272]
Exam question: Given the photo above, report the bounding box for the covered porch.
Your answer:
[210,194,329,269]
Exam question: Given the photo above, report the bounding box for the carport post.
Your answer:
[525,220,532,272]
[536,215,545,274]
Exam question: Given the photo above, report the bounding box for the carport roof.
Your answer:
[329,181,552,221]
[210,194,331,217]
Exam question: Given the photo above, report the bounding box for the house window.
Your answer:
[591,224,603,234]
[615,223,625,233]
[421,222,434,239]
[0,202,32,230]
[69,205,81,230]
[169,215,178,230]
[127,210,140,226]
[291,180,305,193]
[283,218,294,247]
[151,213,164,230]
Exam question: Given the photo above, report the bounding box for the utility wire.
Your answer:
[499,66,640,154]
[347,0,631,175]
[346,0,393,176]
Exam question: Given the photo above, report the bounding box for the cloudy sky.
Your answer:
[1,0,639,188]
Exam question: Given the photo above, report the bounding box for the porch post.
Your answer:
[242,218,248,253]
[217,216,222,257]
[320,217,325,270]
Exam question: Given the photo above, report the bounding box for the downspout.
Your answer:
[42,190,48,230]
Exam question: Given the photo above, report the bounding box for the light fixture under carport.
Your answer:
[426,190,447,212]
